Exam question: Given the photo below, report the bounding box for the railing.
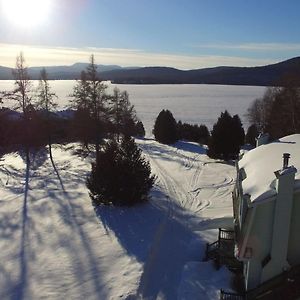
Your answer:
[219,228,235,240]
[205,229,243,272]
[205,240,219,260]
[220,289,244,300]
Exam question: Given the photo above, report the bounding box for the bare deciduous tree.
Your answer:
[247,79,300,139]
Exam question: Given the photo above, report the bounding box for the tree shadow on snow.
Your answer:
[173,140,207,155]
[138,141,203,169]
[95,190,167,263]
[95,186,202,300]
[0,145,108,300]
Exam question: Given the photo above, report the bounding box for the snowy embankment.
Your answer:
[0,139,235,300]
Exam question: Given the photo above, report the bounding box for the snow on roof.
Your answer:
[239,134,300,204]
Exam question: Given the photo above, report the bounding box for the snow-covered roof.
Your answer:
[239,134,300,204]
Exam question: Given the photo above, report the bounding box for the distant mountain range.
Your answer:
[0,57,300,86]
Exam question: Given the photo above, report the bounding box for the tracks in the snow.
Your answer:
[136,140,235,299]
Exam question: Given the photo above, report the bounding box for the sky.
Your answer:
[0,0,300,69]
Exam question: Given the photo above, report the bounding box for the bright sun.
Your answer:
[1,0,52,28]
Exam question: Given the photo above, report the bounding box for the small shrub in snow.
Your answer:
[87,136,155,206]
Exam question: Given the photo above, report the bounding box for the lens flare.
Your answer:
[1,0,52,28]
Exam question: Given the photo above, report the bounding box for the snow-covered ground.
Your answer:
[0,139,236,300]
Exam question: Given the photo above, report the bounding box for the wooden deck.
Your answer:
[205,228,242,271]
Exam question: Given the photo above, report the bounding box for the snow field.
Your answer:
[0,139,236,299]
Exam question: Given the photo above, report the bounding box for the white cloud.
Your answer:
[0,43,278,70]
[192,42,300,52]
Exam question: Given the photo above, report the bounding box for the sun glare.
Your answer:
[1,0,52,28]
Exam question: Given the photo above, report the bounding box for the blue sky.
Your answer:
[0,0,300,68]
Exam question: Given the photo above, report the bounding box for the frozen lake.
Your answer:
[0,80,265,136]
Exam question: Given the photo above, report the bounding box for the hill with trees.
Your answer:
[1,57,300,86]
[99,57,300,86]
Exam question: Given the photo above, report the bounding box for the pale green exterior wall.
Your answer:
[261,170,295,282]
[288,192,300,265]
[238,172,300,291]
[245,201,274,290]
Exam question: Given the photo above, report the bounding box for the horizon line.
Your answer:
[0,43,285,70]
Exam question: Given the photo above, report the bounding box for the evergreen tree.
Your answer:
[177,121,210,144]
[9,52,33,117]
[109,87,137,139]
[153,109,178,144]
[35,68,65,186]
[135,120,146,137]
[36,68,58,142]
[198,124,210,145]
[87,136,155,206]
[70,55,109,155]
[2,53,35,145]
[245,124,259,146]
[208,110,244,160]
[232,114,245,147]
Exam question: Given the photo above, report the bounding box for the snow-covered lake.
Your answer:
[0,81,265,135]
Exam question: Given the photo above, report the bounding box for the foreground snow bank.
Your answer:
[0,139,235,299]
[0,145,142,299]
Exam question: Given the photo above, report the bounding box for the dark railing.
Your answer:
[219,228,235,240]
[220,289,244,300]
[205,229,242,272]
[205,240,219,260]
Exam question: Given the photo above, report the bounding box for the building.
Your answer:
[233,134,300,295]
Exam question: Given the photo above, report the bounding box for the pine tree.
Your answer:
[232,114,245,147]
[135,120,146,137]
[36,68,58,143]
[245,124,259,146]
[153,109,178,144]
[70,55,109,154]
[109,87,137,140]
[198,124,210,145]
[87,136,155,206]
[177,121,210,144]
[10,52,33,117]
[208,111,244,160]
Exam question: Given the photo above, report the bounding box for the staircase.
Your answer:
[205,228,242,271]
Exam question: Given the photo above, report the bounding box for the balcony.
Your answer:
[205,228,242,272]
